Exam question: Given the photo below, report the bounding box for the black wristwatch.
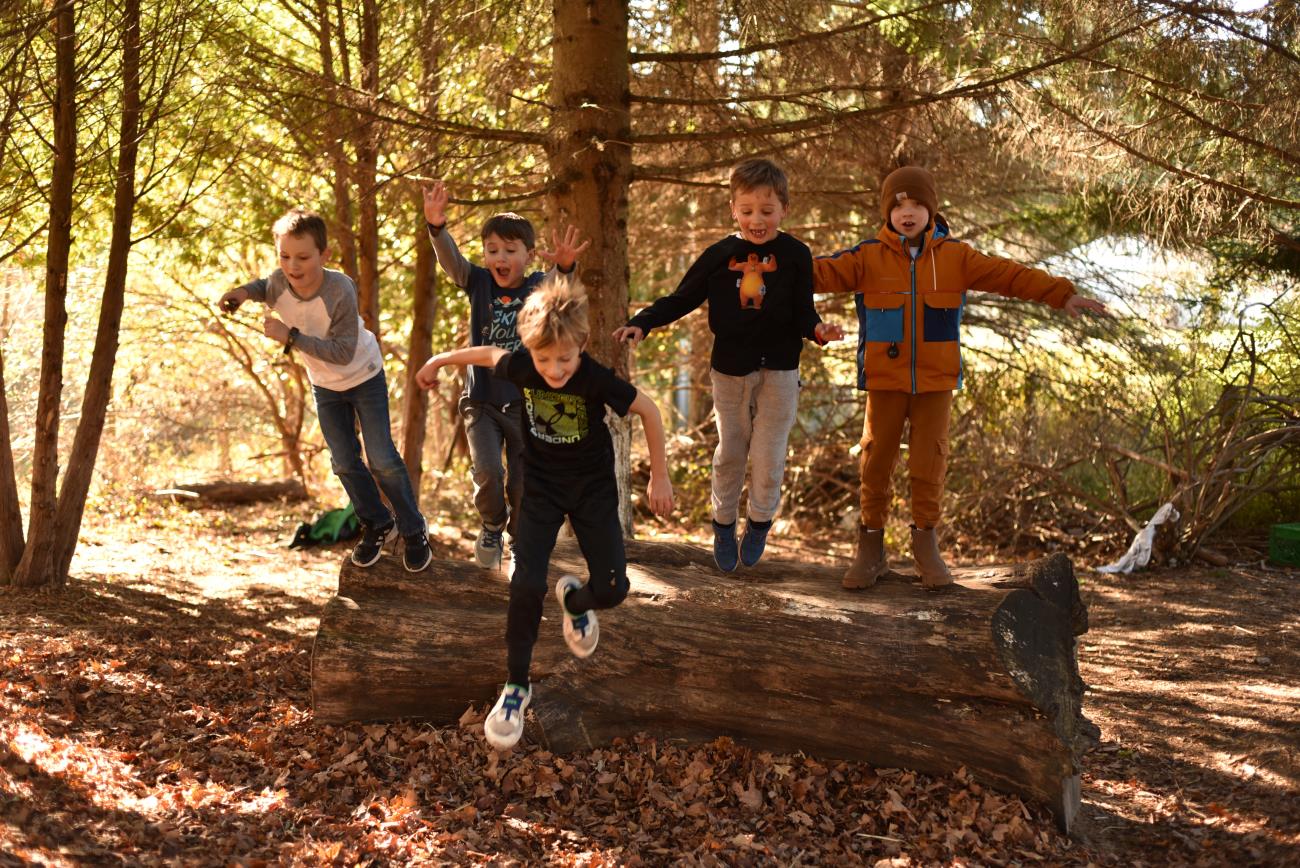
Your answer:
[284,326,300,355]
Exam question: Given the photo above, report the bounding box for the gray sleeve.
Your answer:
[291,274,360,366]
[427,224,473,288]
[237,277,269,303]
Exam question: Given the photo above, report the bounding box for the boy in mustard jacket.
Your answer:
[814,166,1107,589]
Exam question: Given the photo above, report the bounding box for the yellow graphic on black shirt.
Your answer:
[524,387,588,445]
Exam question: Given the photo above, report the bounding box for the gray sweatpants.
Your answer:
[709,367,800,525]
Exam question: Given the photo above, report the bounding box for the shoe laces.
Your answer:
[362,523,391,545]
[481,527,503,548]
[501,689,525,718]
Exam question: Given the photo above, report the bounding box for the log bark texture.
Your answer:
[312,540,1094,831]
[154,479,307,506]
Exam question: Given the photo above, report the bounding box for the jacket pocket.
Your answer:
[921,291,962,342]
[857,293,906,343]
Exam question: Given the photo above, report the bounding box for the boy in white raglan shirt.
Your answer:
[219,207,432,572]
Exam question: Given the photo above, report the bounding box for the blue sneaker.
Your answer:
[484,682,531,750]
[740,518,773,567]
[555,575,599,657]
[712,520,738,572]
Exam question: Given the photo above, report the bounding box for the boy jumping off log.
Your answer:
[416,274,674,750]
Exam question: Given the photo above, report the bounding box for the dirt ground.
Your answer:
[2,501,1297,865]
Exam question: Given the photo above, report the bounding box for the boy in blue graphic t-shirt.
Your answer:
[423,182,589,569]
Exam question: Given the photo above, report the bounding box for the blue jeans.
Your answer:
[313,370,425,538]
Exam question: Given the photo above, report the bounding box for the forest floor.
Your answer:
[2,500,1297,866]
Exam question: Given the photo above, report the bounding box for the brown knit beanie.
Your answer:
[879,166,939,227]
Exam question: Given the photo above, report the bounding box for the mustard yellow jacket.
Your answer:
[813,217,1075,393]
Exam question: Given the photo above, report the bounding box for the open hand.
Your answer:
[422,181,448,226]
[815,322,845,344]
[537,225,591,272]
[612,325,644,347]
[263,315,289,343]
[1064,294,1110,318]
[647,473,674,517]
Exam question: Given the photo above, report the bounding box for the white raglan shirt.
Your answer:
[239,268,383,392]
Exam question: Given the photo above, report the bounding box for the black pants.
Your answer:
[506,468,628,686]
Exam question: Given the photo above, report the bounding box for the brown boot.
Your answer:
[910,526,953,589]
[842,525,886,589]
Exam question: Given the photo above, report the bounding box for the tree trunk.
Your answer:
[312,542,1094,832]
[13,0,77,590]
[402,202,437,492]
[0,342,24,579]
[548,0,634,533]
[51,0,141,581]
[353,0,381,336]
[316,0,359,285]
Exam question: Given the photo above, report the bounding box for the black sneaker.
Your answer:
[351,521,397,567]
[404,530,433,572]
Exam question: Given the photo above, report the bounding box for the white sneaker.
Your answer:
[475,525,503,569]
[484,683,530,750]
[555,575,599,658]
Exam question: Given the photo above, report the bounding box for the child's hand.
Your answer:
[219,287,247,313]
[415,356,444,390]
[537,225,591,272]
[646,472,674,517]
[1064,294,1110,318]
[263,315,289,344]
[422,181,449,226]
[815,322,845,344]
[612,325,644,347]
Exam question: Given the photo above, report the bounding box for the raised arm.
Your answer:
[423,181,474,288]
[415,345,509,389]
[629,390,674,516]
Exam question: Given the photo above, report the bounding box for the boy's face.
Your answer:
[530,337,583,390]
[277,231,327,295]
[483,232,533,289]
[889,197,931,243]
[730,185,787,245]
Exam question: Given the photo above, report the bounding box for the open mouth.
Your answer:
[494,267,512,282]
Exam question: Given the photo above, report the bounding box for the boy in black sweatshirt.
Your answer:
[614,158,842,571]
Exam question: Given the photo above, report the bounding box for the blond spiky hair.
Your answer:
[518,272,590,350]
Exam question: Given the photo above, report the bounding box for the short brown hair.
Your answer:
[272,207,328,253]
[481,212,536,249]
[730,158,789,206]
[517,273,589,350]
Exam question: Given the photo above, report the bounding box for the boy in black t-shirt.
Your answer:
[416,275,674,751]
[614,158,843,572]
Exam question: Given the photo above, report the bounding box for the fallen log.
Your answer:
[312,540,1094,832]
[151,478,307,506]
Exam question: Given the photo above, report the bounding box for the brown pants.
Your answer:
[859,390,953,529]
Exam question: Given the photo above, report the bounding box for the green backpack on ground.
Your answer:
[288,504,360,549]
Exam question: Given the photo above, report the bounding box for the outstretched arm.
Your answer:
[629,390,674,516]
[416,345,508,389]
[423,181,474,289]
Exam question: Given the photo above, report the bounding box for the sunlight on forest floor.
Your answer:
[2,500,1297,865]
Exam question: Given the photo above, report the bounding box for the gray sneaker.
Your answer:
[475,525,503,569]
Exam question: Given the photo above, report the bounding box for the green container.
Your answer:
[1269,523,1300,567]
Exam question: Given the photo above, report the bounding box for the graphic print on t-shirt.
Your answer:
[485,295,524,350]
[729,253,778,310]
[524,387,588,444]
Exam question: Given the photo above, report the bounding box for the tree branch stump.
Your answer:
[312,540,1094,832]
